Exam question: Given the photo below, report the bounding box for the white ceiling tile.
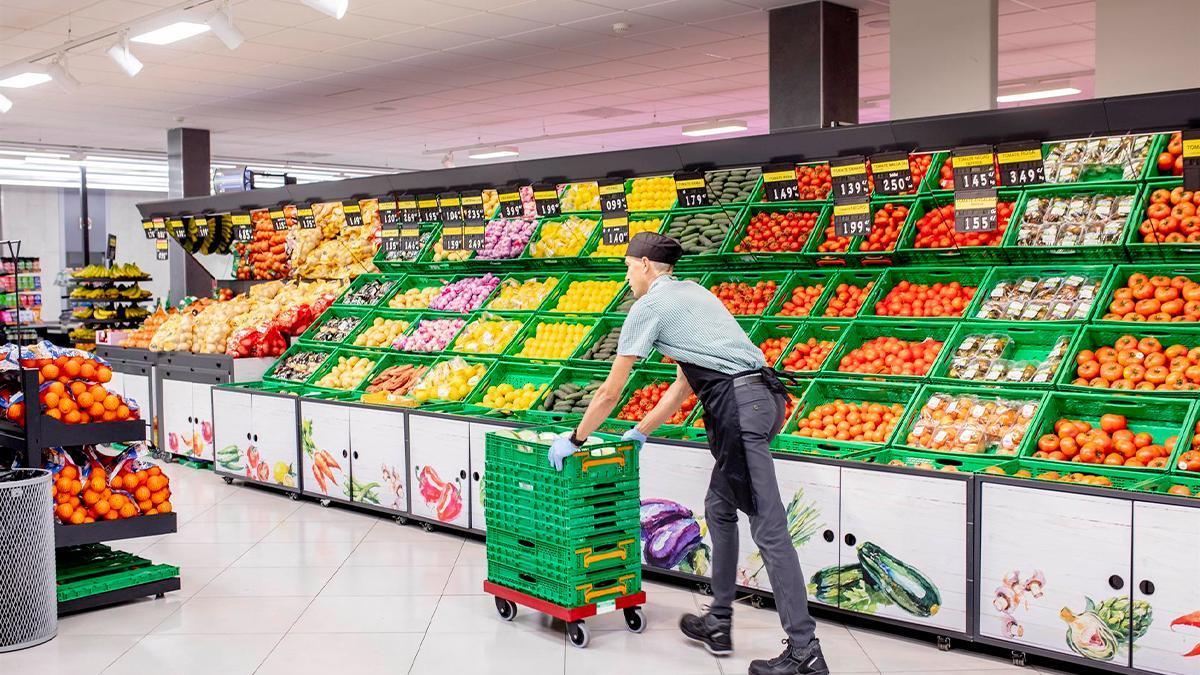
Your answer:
[634,0,760,24]
[1003,23,1093,48]
[387,27,490,50]
[623,68,710,87]
[564,37,669,59]
[434,12,550,38]
[698,36,768,60]
[254,27,364,51]
[0,7,58,30]
[567,59,659,78]
[353,0,479,24]
[565,11,676,36]
[228,0,314,27]
[694,10,767,36]
[325,39,431,62]
[302,12,419,39]
[495,0,618,25]
[635,24,741,48]
[505,25,598,50]
[0,29,67,49]
[446,38,553,62]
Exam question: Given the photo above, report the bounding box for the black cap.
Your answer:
[626,232,683,264]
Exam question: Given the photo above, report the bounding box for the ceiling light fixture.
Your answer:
[46,56,80,92]
[300,0,349,20]
[0,70,52,89]
[681,119,748,137]
[996,87,1081,103]
[0,93,11,113]
[106,35,143,77]
[131,21,211,45]
[207,4,245,50]
[467,146,519,160]
[441,152,455,168]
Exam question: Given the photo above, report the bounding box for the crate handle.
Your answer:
[580,544,630,568]
[517,538,536,549]
[519,573,537,583]
[581,454,625,472]
[583,581,627,603]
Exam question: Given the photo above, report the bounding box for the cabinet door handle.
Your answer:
[246,432,252,441]
[253,434,259,442]
[342,449,348,458]
[459,469,467,480]
[822,530,835,543]
[844,533,857,547]
[472,471,480,481]
[1138,580,1155,596]
[352,451,358,460]
[1108,575,1124,590]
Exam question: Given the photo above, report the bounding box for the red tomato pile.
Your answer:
[1073,335,1200,391]
[790,400,905,443]
[1103,273,1200,322]
[666,393,698,425]
[709,280,778,315]
[796,164,831,200]
[912,202,1013,249]
[824,282,873,317]
[907,154,932,193]
[1032,414,1174,469]
[1139,186,1200,243]
[734,211,819,253]
[758,336,791,365]
[816,224,852,253]
[616,381,670,421]
[1156,132,1184,176]
[1177,422,1200,472]
[861,203,908,252]
[777,283,825,316]
[782,338,836,372]
[836,336,943,377]
[874,279,976,318]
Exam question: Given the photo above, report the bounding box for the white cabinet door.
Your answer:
[348,406,407,511]
[299,400,351,500]
[106,371,125,398]
[408,415,469,527]
[212,389,253,476]
[468,422,511,532]
[1132,501,1200,675]
[736,460,841,605]
[122,373,152,439]
[841,468,968,632]
[191,382,215,462]
[979,482,1132,666]
[160,377,196,458]
[639,441,715,577]
[250,394,300,490]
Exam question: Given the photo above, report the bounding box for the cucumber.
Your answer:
[857,542,941,617]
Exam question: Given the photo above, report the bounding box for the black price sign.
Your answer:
[952,145,997,190]
[151,217,166,240]
[380,199,401,254]
[673,171,710,208]
[193,216,210,238]
[381,228,402,253]
[270,209,288,231]
[295,205,316,229]
[142,219,155,240]
[996,140,1046,187]
[598,179,628,213]
[830,155,870,201]
[954,189,998,233]
[231,212,253,242]
[397,195,420,224]
[441,224,464,251]
[418,194,440,222]
[167,217,186,238]
[1183,130,1200,192]
[460,190,486,222]
[761,164,799,202]
[464,222,486,251]
[155,238,169,261]
[498,187,523,218]
[870,151,913,195]
[342,200,363,227]
[601,212,630,247]
[532,183,560,217]
[832,199,873,238]
[400,223,422,254]
[379,198,398,226]
[106,234,116,262]
[438,193,462,224]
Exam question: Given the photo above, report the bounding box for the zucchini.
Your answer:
[809,563,864,604]
[857,542,941,617]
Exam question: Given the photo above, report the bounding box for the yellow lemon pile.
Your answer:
[353,317,410,348]
[592,218,662,257]
[560,182,600,211]
[529,216,598,258]
[410,358,487,403]
[487,277,558,311]
[451,318,523,354]
[552,279,623,312]
[480,381,548,410]
[314,355,376,390]
[627,176,676,211]
[389,286,441,309]
[516,322,591,359]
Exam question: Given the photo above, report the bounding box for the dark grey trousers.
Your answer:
[704,381,817,646]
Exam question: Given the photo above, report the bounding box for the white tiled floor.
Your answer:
[2,464,1081,675]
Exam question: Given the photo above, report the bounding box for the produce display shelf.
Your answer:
[818,319,955,383]
[807,197,910,268]
[1124,176,1200,263]
[1094,263,1200,326]
[969,263,1114,324]
[888,382,1047,460]
[58,576,181,616]
[930,321,1080,390]
[54,513,178,548]
[857,266,991,322]
[999,181,1140,264]
[1054,323,1200,396]
[772,378,916,457]
[851,447,1009,474]
[894,191,1019,267]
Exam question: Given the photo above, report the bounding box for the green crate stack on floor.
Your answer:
[484,428,642,609]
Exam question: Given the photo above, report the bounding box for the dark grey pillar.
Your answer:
[768,1,859,132]
[166,128,213,302]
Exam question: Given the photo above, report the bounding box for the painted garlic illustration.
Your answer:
[995,568,1046,638]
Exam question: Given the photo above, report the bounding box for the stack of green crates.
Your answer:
[484,426,642,609]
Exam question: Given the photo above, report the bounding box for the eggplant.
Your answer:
[640,498,692,536]
[644,516,702,569]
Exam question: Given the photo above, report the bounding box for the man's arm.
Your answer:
[573,355,636,440]
[633,365,692,437]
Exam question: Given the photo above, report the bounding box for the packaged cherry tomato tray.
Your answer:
[1000,182,1140,265]
[808,197,914,268]
[857,266,990,322]
[771,378,917,457]
[1124,177,1200,263]
[889,383,1047,459]
[1095,263,1200,326]
[895,190,1023,267]
[970,264,1113,324]
[818,319,955,383]
[931,321,1081,390]
[1055,324,1200,397]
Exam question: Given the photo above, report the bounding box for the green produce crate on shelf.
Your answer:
[541,272,628,314]
[893,191,1020,267]
[262,343,336,385]
[1124,177,1200,263]
[391,313,469,355]
[1134,475,1200,497]
[296,305,370,346]
[764,270,839,318]
[850,447,1010,475]
[1041,133,1166,184]
[915,151,951,195]
[746,318,806,369]
[487,558,640,609]
[749,160,832,203]
[812,270,885,320]
[819,319,956,383]
[303,346,383,394]
[570,315,626,367]
[857,266,991,322]
[56,545,180,603]
[1095,263,1200,325]
[485,527,640,576]
[506,313,600,363]
[931,321,1080,389]
[578,212,670,266]
[483,272,566,313]
[969,264,1114,324]
[404,355,496,408]
[556,181,600,213]
[722,201,826,265]
[777,321,850,376]
[981,458,1155,493]
[1055,324,1200,396]
[420,272,505,313]
[418,226,479,267]
[521,214,601,264]
[1141,132,1179,179]
[462,360,559,414]
[699,269,796,317]
[484,424,639,484]
[889,382,1047,459]
[537,364,612,417]
[624,175,677,212]
[1018,391,1194,474]
[373,223,438,272]
[334,273,401,308]
[704,166,763,206]
[378,273,457,310]
[342,308,422,351]
[444,311,530,357]
[661,206,743,264]
[807,197,912,268]
[772,378,917,457]
[1000,181,1140,264]
[609,366,694,436]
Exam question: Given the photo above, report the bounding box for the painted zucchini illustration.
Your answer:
[806,542,940,618]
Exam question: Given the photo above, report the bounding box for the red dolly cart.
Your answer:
[485,580,647,648]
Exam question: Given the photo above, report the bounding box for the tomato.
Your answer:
[823,282,873,317]
[758,337,791,366]
[796,163,832,200]
[873,279,977,318]
[836,336,943,377]
[708,280,778,315]
[912,202,1013,249]
[616,381,672,422]
[782,338,835,372]
[1104,273,1200,322]
[789,399,905,443]
[735,211,819,253]
[777,283,825,316]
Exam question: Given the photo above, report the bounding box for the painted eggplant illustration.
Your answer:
[806,541,940,618]
[639,498,709,573]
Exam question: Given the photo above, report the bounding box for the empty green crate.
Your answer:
[487,559,641,608]
[932,321,1080,389]
[485,527,639,574]
[484,425,638,483]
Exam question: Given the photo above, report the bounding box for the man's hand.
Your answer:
[622,427,647,445]
[547,433,578,471]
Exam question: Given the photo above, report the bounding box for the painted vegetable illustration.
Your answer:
[380,463,405,510]
[416,465,463,522]
[743,487,821,586]
[1060,596,1152,662]
[345,476,381,504]
[807,542,940,618]
[300,418,344,494]
[215,444,242,472]
[1170,610,1200,657]
[639,498,710,575]
[993,569,1045,638]
[273,461,296,488]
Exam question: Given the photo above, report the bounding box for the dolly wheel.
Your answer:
[567,620,590,648]
[624,607,646,633]
[494,597,517,621]
[222,476,233,485]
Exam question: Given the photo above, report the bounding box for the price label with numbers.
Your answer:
[194,216,210,238]
[996,140,1046,187]
[142,219,155,239]
[269,209,288,231]
[295,205,316,229]
[231,212,253,242]
[342,200,363,227]
[532,183,561,217]
[870,151,913,195]
[464,222,486,251]
[830,155,870,201]
[438,193,462,224]
[1183,130,1200,192]
[460,190,486,222]
[601,212,630,247]
[760,163,799,202]
[151,217,166,240]
[397,195,420,224]
[167,217,186,238]
[832,199,873,237]
[380,200,401,253]
[952,145,997,190]
[498,187,524,218]
[155,238,169,261]
[418,194,440,222]
[107,234,117,262]
[381,227,402,253]
[598,179,628,214]
[673,171,710,208]
[954,189,998,233]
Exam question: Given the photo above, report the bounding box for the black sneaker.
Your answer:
[679,609,733,656]
[748,638,829,675]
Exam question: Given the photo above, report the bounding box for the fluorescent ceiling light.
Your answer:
[107,38,143,77]
[0,71,52,89]
[996,87,1081,103]
[301,0,349,19]
[207,7,245,50]
[46,58,80,92]
[131,21,211,45]
[468,146,519,159]
[681,119,747,137]
[0,93,10,113]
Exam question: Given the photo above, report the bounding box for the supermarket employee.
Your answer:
[548,232,828,675]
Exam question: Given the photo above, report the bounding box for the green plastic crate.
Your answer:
[483,424,638,483]
[506,314,599,363]
[894,192,1020,267]
[704,166,763,206]
[982,458,1154,493]
[1041,133,1165,184]
[662,206,743,262]
[772,378,917,457]
[354,352,436,399]
[522,214,601,263]
[857,266,991,322]
[484,272,566,313]
[778,321,849,375]
[404,355,495,407]
[570,315,625,366]
[1132,475,1200,498]
[1124,177,1200,263]
[1095,264,1200,325]
[807,198,913,268]
[343,308,421,351]
[1141,132,1178,179]
[1001,182,1140,264]
[379,273,457,311]
[56,545,180,603]
[890,383,1047,459]
[746,319,804,369]
[700,270,795,317]
[624,175,677,212]
[542,272,627,314]
[579,213,669,265]
[304,347,382,393]
[485,466,638,517]
[969,264,1113,323]
[556,181,601,213]
[418,225,478,266]
[296,306,369,346]
[262,343,335,385]
[422,273,505,314]
[931,321,1080,389]
[851,448,1010,474]
[393,314,469,354]
[537,365,611,417]
[812,270,885,319]
[915,151,952,194]
[373,223,438,272]
[464,361,559,413]
[1055,324,1200,396]
[722,202,826,265]
[334,274,400,308]
[486,528,640,575]
[764,270,839,318]
[819,319,955,382]
[487,559,640,609]
[445,312,529,357]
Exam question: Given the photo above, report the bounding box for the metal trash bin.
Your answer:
[0,468,57,652]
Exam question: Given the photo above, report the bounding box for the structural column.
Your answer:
[1094,0,1200,97]
[768,1,859,132]
[166,127,212,302]
[889,0,997,120]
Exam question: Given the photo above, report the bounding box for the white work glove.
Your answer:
[622,427,647,445]
[547,433,578,471]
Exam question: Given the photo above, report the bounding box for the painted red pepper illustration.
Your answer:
[1171,611,1200,657]
[435,482,462,522]
[418,465,446,503]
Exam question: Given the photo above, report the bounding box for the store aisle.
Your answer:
[4,464,1062,675]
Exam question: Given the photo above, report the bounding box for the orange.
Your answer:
[119,504,137,518]
[82,490,99,506]
[56,503,73,520]
[148,466,162,477]
[134,486,150,501]
[150,490,167,505]
[55,476,71,493]
[138,500,153,512]
[79,362,96,380]
[43,391,60,408]
[157,501,172,514]
[47,381,65,396]
[116,405,130,420]
[97,366,112,383]
[76,392,94,409]
[147,475,167,491]
[69,381,87,396]
[69,510,86,525]
[63,360,80,377]
[103,394,120,411]
[102,411,116,422]
[123,474,139,490]
[45,409,62,420]
[90,384,107,400]
[89,402,105,418]
[40,364,60,380]
[104,510,119,521]
[78,412,90,424]
[93,500,110,516]
[83,517,95,523]
[61,465,77,480]
[109,493,127,509]
[58,398,74,413]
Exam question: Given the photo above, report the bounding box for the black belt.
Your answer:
[732,373,764,387]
